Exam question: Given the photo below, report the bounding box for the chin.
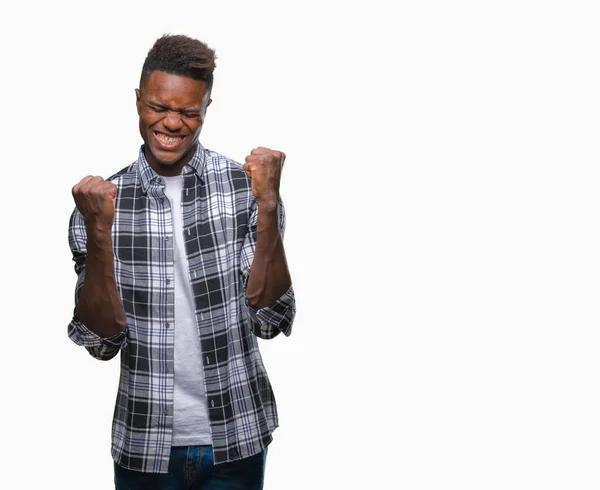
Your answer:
[150,145,184,165]
[157,153,183,166]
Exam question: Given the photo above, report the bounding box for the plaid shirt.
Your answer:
[67,143,295,473]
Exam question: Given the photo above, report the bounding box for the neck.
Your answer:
[144,143,198,177]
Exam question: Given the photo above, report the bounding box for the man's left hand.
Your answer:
[244,147,286,209]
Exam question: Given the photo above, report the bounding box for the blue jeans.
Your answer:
[114,446,267,490]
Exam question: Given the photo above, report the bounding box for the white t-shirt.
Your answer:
[163,174,212,446]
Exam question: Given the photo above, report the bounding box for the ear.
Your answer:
[135,89,142,115]
[201,98,212,118]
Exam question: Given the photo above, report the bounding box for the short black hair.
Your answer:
[140,34,217,92]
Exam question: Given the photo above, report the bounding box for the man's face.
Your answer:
[136,70,211,176]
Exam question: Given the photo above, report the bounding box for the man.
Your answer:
[67,34,295,489]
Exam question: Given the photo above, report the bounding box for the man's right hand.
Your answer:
[72,176,117,231]
[71,175,126,339]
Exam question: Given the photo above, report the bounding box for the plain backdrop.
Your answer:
[1,1,600,488]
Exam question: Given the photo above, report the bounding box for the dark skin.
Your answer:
[71,176,126,338]
[135,71,212,176]
[71,71,291,338]
[243,147,292,308]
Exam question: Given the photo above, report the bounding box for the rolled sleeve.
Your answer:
[245,286,296,339]
[68,316,127,360]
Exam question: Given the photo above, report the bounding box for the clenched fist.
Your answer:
[244,147,286,208]
[72,176,118,231]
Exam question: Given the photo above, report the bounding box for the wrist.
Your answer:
[85,223,113,247]
[256,195,279,214]
[85,218,113,235]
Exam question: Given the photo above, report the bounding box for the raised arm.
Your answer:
[243,148,292,307]
[242,147,296,339]
[68,176,127,360]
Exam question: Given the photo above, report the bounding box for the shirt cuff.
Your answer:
[245,286,296,339]
[68,316,128,349]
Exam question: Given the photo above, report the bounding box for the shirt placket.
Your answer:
[153,177,176,461]
[181,173,223,432]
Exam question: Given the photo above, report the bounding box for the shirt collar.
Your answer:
[138,142,207,194]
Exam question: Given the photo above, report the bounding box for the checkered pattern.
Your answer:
[67,143,295,473]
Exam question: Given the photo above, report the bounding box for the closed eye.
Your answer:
[142,98,201,119]
[181,111,202,119]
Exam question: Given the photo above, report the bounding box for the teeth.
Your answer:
[156,133,184,145]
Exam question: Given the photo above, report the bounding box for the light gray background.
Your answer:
[1,1,599,488]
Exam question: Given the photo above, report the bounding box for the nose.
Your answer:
[163,111,183,131]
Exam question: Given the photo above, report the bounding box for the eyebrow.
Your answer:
[144,98,202,112]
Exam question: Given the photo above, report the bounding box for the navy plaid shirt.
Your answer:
[67,143,296,473]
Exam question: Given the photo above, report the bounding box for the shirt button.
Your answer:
[164,236,169,241]
[165,322,170,328]
[159,198,164,204]
[164,408,169,416]
[166,279,171,285]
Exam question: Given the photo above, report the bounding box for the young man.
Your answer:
[67,34,295,489]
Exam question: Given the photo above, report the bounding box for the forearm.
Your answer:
[246,202,292,309]
[76,227,126,338]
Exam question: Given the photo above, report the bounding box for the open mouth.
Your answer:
[154,131,186,149]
